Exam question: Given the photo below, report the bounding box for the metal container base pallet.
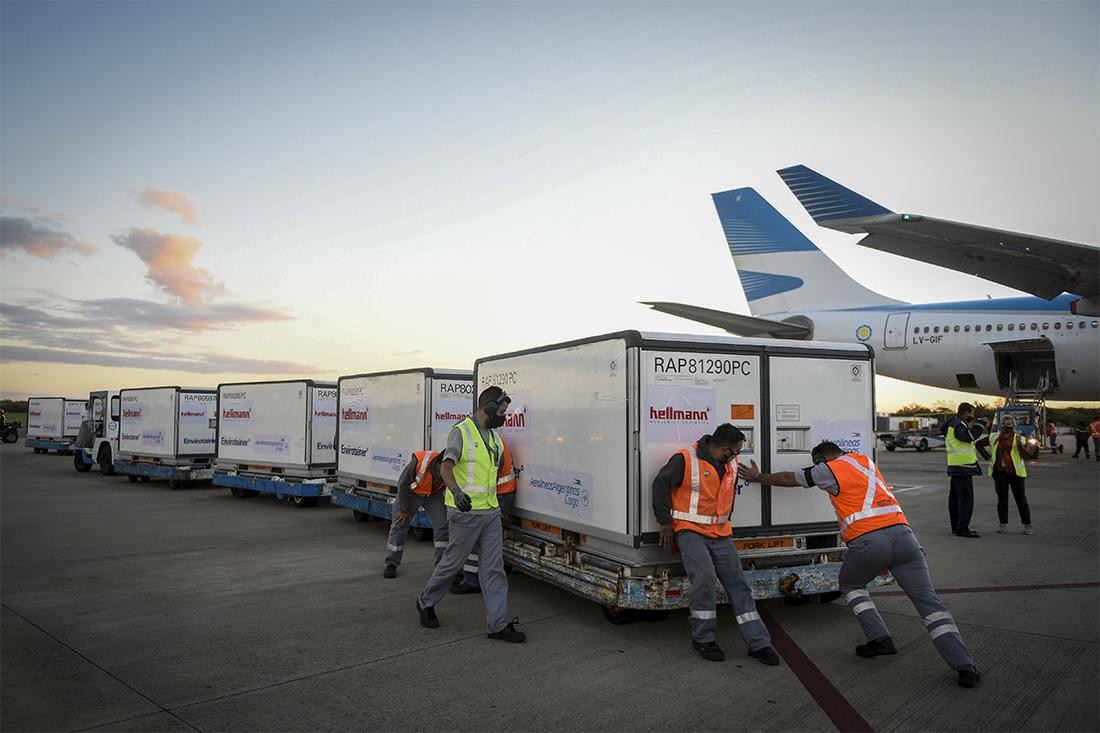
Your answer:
[117,454,213,467]
[114,458,213,488]
[329,486,433,530]
[25,438,75,455]
[214,470,333,507]
[502,533,893,622]
[215,462,336,480]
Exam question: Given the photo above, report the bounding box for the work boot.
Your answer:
[692,641,725,662]
[488,619,526,643]
[416,598,438,628]
[856,636,897,658]
[958,666,982,688]
[748,646,781,666]
[383,564,397,579]
[955,529,980,538]
[997,524,1008,534]
[1024,525,1034,535]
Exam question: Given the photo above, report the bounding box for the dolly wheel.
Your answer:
[128,475,139,483]
[353,510,370,522]
[230,487,247,498]
[601,605,637,625]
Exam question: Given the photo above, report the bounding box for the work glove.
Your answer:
[450,487,473,512]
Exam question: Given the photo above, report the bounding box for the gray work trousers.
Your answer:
[677,530,772,651]
[419,508,510,633]
[384,490,449,568]
[839,523,975,671]
[458,492,515,588]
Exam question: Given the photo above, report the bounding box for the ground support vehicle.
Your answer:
[3,420,22,444]
[892,428,947,452]
[74,390,121,474]
[114,457,213,489]
[475,330,891,621]
[213,470,333,507]
[334,368,472,530]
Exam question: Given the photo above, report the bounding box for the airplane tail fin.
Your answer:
[712,187,900,316]
[776,164,893,232]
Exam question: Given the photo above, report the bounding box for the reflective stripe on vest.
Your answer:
[669,444,737,536]
[410,450,439,495]
[447,418,501,510]
[988,436,1028,478]
[827,453,907,542]
[945,422,978,465]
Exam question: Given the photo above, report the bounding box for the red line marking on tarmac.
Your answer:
[759,607,873,733]
[874,581,1099,597]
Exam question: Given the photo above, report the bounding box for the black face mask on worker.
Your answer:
[488,413,507,429]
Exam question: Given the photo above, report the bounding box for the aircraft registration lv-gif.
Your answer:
[644,165,1099,401]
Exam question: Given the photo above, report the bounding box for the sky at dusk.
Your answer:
[1,1,1097,411]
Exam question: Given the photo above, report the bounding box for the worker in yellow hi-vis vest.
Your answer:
[416,386,526,643]
[943,402,984,538]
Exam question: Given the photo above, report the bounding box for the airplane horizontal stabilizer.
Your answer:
[641,301,812,339]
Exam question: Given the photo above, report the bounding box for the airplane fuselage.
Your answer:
[766,295,1099,400]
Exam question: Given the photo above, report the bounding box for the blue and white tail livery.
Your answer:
[712,187,900,316]
[644,167,1098,401]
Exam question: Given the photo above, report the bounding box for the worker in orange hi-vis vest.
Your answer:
[1090,415,1100,462]
[383,450,450,579]
[738,440,981,689]
[652,423,780,667]
[451,441,518,594]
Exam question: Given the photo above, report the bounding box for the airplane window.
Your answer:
[1092,321,1098,328]
[953,326,960,333]
[1081,321,1087,329]
[933,326,940,333]
[996,324,1003,331]
[1019,323,1026,330]
[923,327,930,334]
[944,325,950,332]
[964,325,971,332]
[1042,323,1049,330]
[1030,323,1038,331]
[1067,322,1074,329]
[1054,322,1061,329]
[1007,324,1015,331]
[986,325,992,331]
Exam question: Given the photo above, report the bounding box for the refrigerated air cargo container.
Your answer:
[332,368,472,527]
[26,397,86,453]
[474,331,882,619]
[213,380,338,506]
[115,386,217,487]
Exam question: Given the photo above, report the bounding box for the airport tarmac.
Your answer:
[1,443,1097,732]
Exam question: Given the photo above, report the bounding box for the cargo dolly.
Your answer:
[25,438,76,455]
[114,457,213,489]
[330,483,434,539]
[215,469,333,507]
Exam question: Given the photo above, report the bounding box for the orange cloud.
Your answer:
[0,217,95,259]
[140,188,198,225]
[111,228,225,304]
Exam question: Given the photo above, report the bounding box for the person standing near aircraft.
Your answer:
[1046,420,1061,454]
[944,403,984,538]
[1072,421,1091,459]
[738,441,981,688]
[978,415,1034,535]
[651,424,780,666]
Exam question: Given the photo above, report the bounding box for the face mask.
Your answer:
[488,413,506,429]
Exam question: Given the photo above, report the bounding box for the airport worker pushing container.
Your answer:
[474,330,881,623]
[215,380,337,505]
[652,423,780,666]
[416,386,526,643]
[738,442,981,688]
[334,368,472,562]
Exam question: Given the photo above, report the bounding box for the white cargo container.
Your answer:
[475,331,876,611]
[215,380,338,477]
[27,397,85,440]
[118,387,217,463]
[335,368,472,491]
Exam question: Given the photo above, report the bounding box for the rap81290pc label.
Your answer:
[651,356,752,376]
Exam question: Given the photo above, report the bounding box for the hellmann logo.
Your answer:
[435,411,466,422]
[505,412,525,429]
[180,410,206,418]
[649,405,711,422]
[222,407,251,420]
[342,407,369,421]
[123,408,142,419]
[314,408,336,419]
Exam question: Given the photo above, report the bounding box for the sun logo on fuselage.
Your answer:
[856,324,872,342]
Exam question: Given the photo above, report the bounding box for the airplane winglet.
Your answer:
[777,164,893,227]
